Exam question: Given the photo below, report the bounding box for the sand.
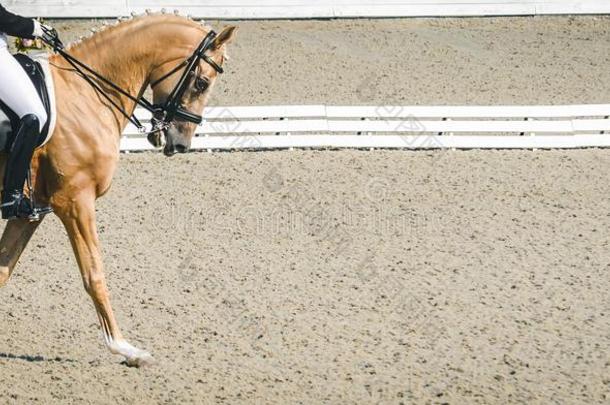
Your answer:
[1,16,609,404]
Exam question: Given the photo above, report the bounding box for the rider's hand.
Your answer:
[33,20,63,50]
[32,20,45,38]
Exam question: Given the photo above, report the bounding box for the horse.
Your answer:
[0,13,236,367]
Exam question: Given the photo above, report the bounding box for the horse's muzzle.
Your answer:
[163,143,189,156]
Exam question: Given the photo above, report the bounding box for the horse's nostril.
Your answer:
[175,144,188,153]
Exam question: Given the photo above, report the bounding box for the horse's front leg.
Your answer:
[55,193,154,367]
[0,218,42,287]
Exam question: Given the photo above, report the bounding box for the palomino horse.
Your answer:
[0,14,236,367]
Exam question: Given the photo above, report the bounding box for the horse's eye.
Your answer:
[195,77,209,92]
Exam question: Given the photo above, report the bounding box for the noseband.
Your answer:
[44,30,223,134]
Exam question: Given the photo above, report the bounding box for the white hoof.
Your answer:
[108,339,155,368]
[125,351,155,368]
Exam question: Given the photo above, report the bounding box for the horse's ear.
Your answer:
[213,26,237,50]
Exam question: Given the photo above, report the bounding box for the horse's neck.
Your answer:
[61,26,151,101]
[52,17,201,123]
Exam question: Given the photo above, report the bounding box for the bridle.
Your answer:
[149,30,223,130]
[43,29,223,134]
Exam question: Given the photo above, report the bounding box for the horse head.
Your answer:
[148,25,237,156]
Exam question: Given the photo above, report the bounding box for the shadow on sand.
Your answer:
[0,352,76,363]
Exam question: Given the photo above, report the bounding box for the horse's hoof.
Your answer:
[125,352,155,368]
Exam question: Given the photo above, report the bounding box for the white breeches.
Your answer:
[0,34,47,131]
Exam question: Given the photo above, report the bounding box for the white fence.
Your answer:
[9,1,610,19]
[119,104,610,152]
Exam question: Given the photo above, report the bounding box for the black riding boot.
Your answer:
[1,114,42,220]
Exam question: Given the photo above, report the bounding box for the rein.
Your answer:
[42,30,223,134]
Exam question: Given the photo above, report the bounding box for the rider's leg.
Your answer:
[2,114,40,218]
[0,34,48,219]
[0,35,47,129]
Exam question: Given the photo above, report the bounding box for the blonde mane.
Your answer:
[64,10,211,51]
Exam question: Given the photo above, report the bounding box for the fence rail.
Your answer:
[119,104,610,152]
[8,1,610,19]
